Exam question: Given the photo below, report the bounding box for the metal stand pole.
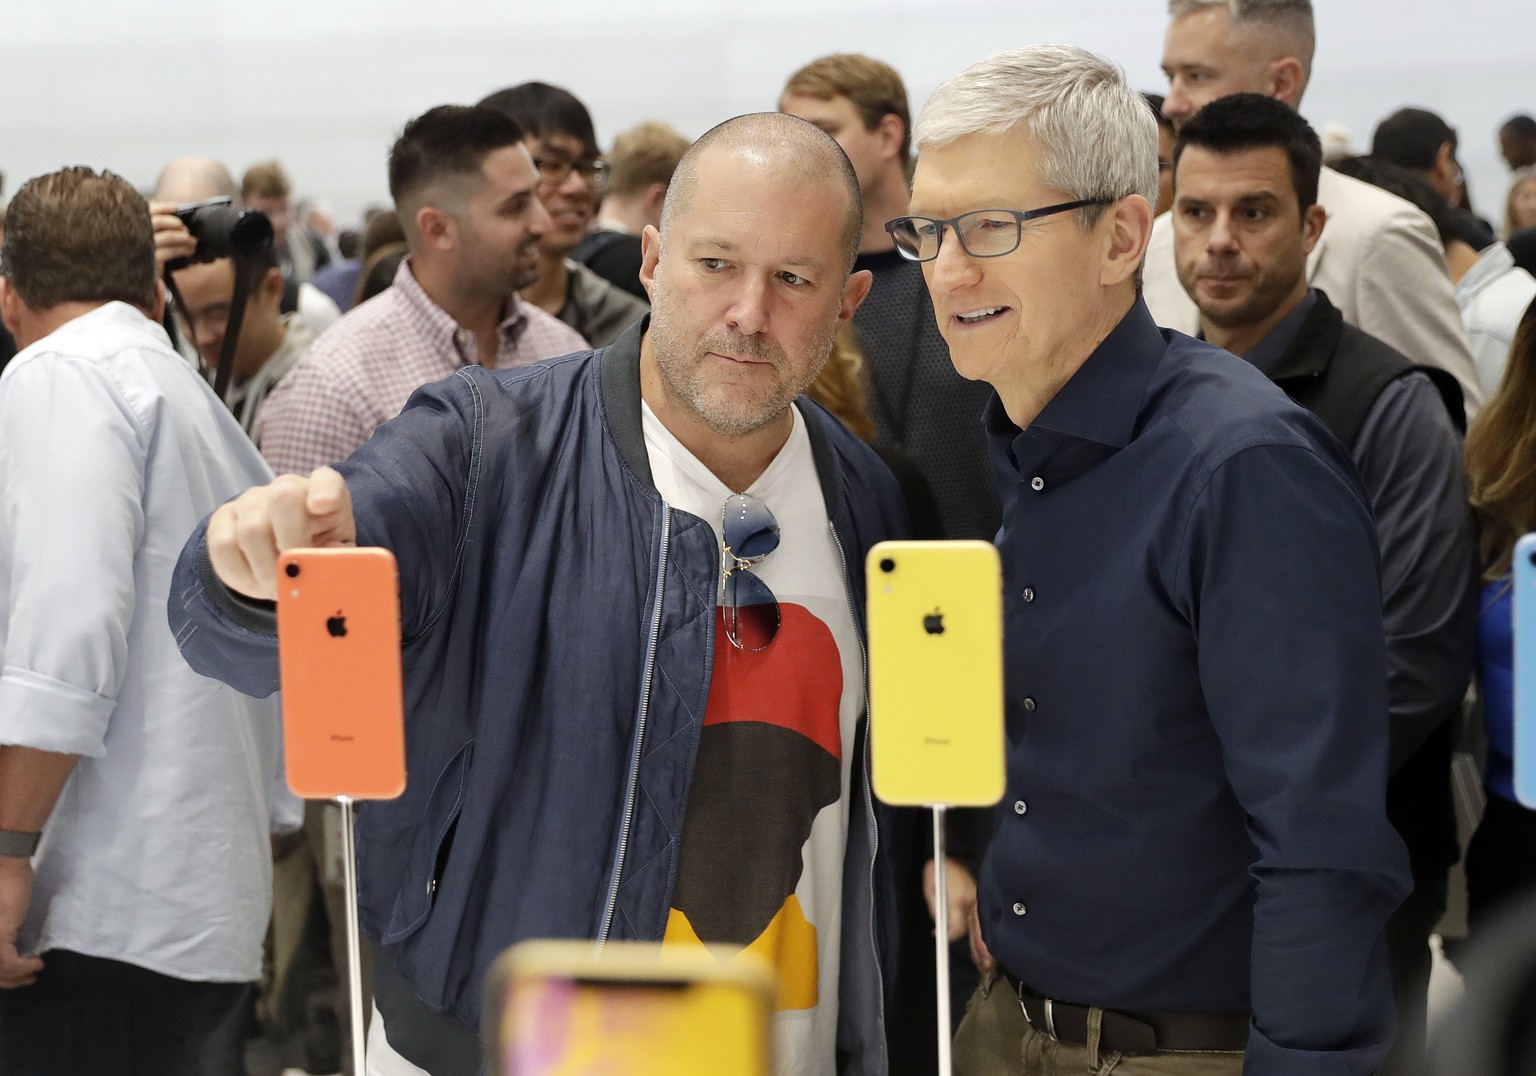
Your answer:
[933,803,952,1076]
[337,795,366,1075]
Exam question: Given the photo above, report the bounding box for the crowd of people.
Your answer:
[0,1,1535,1075]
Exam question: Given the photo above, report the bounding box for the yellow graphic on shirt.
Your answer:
[664,896,819,1011]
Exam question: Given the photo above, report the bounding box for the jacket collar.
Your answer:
[1264,289,1345,385]
[596,316,846,515]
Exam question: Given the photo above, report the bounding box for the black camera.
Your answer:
[166,196,273,271]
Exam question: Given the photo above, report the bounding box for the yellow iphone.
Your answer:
[865,540,1004,807]
[485,941,774,1076]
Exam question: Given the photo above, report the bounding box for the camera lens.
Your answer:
[879,558,896,574]
[285,563,300,578]
[1529,551,1536,568]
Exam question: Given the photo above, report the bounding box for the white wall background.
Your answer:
[1,0,1530,228]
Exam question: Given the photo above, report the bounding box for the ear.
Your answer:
[876,113,905,164]
[638,224,662,302]
[0,278,21,337]
[257,266,285,307]
[1266,56,1306,109]
[1301,202,1326,255]
[415,205,456,252]
[837,269,874,325]
[1098,195,1154,288]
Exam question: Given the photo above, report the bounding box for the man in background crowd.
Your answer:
[479,82,649,347]
[573,119,690,300]
[780,52,999,540]
[1499,115,1536,172]
[243,161,332,284]
[0,165,290,1075]
[258,104,587,478]
[1149,0,1483,416]
[1172,95,1475,1073]
[1371,107,1496,249]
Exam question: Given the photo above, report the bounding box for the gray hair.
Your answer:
[914,45,1158,229]
[1167,0,1316,92]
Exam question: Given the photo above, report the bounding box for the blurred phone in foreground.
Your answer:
[865,540,1005,807]
[486,941,774,1076]
[1513,534,1536,808]
[275,546,406,800]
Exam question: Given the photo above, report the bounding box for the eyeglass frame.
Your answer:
[883,198,1114,263]
[530,153,609,191]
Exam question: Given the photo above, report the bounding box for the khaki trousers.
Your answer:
[952,968,1245,1076]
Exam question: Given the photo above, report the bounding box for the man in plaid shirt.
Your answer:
[257,104,588,477]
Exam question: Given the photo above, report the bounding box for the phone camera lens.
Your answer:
[285,563,300,578]
[1529,551,1536,568]
[879,558,896,574]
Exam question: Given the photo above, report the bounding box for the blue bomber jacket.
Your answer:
[168,318,912,1072]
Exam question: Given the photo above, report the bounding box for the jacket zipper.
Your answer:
[596,500,671,949]
[829,523,888,1058]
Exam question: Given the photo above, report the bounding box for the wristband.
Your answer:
[0,829,40,857]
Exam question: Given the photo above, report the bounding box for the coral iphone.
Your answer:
[275,547,406,800]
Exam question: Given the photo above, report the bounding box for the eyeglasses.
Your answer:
[884,199,1113,263]
[531,155,609,190]
[720,493,780,652]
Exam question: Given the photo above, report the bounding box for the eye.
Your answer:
[778,271,810,287]
[1242,207,1269,222]
[1180,204,1208,221]
[700,257,728,271]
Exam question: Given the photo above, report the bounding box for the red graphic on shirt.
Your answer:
[665,602,843,1010]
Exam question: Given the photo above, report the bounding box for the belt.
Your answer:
[1001,970,1249,1054]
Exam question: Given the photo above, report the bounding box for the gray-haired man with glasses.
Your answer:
[898,45,1409,1076]
[169,112,921,1076]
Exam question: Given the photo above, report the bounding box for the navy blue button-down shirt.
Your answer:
[981,300,1411,1075]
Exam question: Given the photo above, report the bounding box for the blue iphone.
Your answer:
[1513,533,1536,808]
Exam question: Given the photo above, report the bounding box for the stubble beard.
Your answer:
[647,275,838,438]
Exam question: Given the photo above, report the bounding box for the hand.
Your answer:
[150,200,198,274]
[0,858,41,988]
[206,467,357,600]
[923,857,995,974]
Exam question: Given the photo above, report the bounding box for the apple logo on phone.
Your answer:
[326,612,348,638]
[923,608,945,635]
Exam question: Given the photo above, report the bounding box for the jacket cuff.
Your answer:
[197,537,278,634]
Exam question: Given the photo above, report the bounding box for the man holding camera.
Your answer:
[173,246,318,436]
[0,167,291,1075]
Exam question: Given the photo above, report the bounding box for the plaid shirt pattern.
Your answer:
[256,259,588,476]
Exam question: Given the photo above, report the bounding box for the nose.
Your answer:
[724,273,771,337]
[527,195,553,240]
[1205,209,1238,254]
[1163,84,1191,130]
[926,227,982,293]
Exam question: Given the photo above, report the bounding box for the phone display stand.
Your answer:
[336,795,366,1076]
[930,803,955,1076]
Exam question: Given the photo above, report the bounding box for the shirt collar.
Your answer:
[1244,289,1318,377]
[985,298,1166,450]
[1457,242,1515,302]
[391,256,531,360]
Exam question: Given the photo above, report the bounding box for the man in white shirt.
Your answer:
[0,166,288,1075]
[1147,0,1484,416]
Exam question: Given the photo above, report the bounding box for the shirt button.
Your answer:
[1022,587,1035,603]
[1023,697,1037,712]
[1030,476,1045,492]
[1014,800,1027,815]
[1013,902,1027,916]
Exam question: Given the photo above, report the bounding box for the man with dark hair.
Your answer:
[478,83,648,347]
[1143,92,1178,216]
[780,52,999,541]
[1172,94,1476,1074]
[572,120,691,301]
[1500,115,1536,172]
[1372,108,1496,249]
[1150,0,1485,417]
[0,167,289,1074]
[170,112,913,1076]
[172,247,317,435]
[257,103,586,478]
